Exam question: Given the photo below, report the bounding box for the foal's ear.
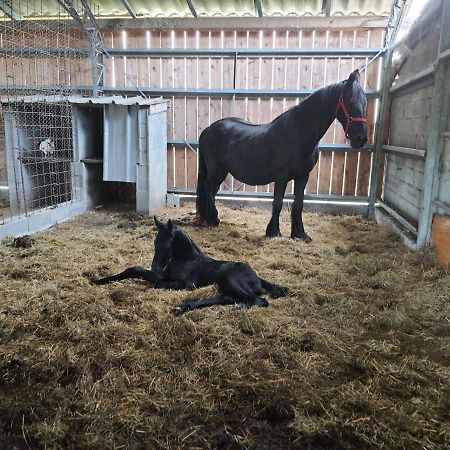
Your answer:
[154,216,165,230]
[167,219,175,235]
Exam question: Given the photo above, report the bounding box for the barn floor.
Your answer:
[0,204,449,449]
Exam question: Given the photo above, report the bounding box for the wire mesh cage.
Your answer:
[0,0,99,225]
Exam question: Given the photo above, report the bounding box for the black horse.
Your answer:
[196,69,368,241]
[94,218,288,314]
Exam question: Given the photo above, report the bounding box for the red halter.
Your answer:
[335,89,367,138]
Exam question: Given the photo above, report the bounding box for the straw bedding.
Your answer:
[0,204,449,449]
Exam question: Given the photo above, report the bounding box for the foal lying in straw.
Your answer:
[94,218,288,314]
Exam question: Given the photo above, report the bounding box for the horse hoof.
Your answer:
[194,215,220,227]
[270,286,289,298]
[291,233,312,242]
[172,306,185,316]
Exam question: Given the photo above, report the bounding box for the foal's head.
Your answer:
[151,217,199,274]
[336,69,368,149]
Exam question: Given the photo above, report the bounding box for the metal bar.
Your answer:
[103,86,381,98]
[382,145,426,159]
[105,47,384,58]
[439,47,450,62]
[0,47,91,57]
[368,0,408,218]
[377,200,418,235]
[120,0,137,18]
[186,0,197,18]
[56,0,84,28]
[0,0,21,20]
[389,64,435,94]
[322,0,332,16]
[96,16,389,30]
[168,187,370,203]
[168,139,373,152]
[434,200,450,216]
[254,0,263,17]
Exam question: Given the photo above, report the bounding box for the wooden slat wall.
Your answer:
[111,26,382,197]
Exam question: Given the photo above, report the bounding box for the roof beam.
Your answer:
[98,16,388,30]
[120,0,137,18]
[322,0,332,16]
[254,0,263,17]
[186,0,197,18]
[0,0,22,20]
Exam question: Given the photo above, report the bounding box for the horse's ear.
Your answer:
[154,216,165,230]
[167,219,175,235]
[346,69,360,86]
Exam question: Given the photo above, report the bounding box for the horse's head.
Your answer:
[151,217,177,274]
[151,217,199,274]
[336,69,368,149]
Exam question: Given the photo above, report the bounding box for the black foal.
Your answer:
[94,218,288,314]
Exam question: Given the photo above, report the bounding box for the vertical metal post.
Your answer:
[415,1,450,248]
[368,0,407,218]
[367,49,392,218]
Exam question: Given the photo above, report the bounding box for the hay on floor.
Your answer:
[0,204,449,449]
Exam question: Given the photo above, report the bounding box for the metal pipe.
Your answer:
[120,0,137,18]
[105,47,384,58]
[0,47,91,57]
[168,187,370,203]
[377,200,418,235]
[103,86,381,98]
[389,64,435,94]
[382,145,425,159]
[168,139,373,153]
[186,0,197,18]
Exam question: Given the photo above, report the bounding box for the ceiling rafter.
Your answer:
[186,0,197,18]
[0,0,22,20]
[254,0,263,17]
[322,0,332,16]
[120,0,137,18]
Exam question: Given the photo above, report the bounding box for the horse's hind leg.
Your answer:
[196,149,227,226]
[93,266,159,285]
[173,295,235,315]
[266,180,288,237]
[259,277,289,298]
[291,147,319,241]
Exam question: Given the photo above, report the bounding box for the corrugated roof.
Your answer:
[0,0,394,20]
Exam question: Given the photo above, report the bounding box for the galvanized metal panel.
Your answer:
[103,104,139,182]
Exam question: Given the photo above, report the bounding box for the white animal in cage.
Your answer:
[39,138,55,156]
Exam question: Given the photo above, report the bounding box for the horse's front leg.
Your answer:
[266,180,288,237]
[93,266,160,285]
[291,175,311,242]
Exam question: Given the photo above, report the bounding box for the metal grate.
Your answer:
[0,0,97,225]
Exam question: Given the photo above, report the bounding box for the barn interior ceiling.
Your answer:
[0,0,395,20]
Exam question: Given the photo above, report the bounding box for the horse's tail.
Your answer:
[196,136,209,222]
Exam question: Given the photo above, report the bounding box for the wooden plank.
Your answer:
[316,30,332,195]
[431,214,450,271]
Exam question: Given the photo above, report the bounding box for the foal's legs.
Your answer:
[174,294,268,315]
[266,180,288,237]
[94,266,160,285]
[259,277,289,298]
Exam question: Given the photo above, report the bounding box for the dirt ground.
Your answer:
[0,203,449,449]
